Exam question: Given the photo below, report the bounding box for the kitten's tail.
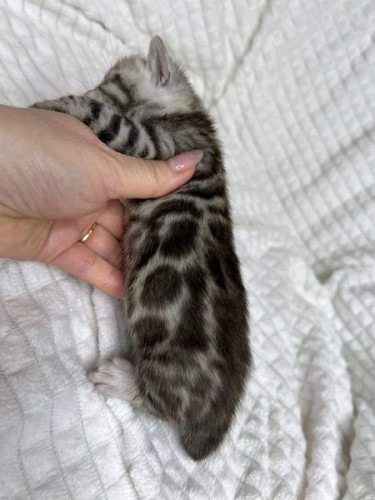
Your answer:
[179,420,229,461]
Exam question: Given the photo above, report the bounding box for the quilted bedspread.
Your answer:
[1,1,375,498]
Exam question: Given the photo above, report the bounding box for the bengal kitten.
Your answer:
[33,36,250,460]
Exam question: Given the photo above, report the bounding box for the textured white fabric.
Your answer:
[0,1,374,498]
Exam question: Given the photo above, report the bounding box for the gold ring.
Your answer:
[80,222,97,243]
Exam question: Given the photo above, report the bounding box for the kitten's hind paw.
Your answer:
[89,358,140,402]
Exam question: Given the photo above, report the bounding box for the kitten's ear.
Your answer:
[147,36,171,85]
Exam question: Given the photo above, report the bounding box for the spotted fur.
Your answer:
[33,36,250,460]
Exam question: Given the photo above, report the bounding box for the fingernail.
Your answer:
[169,150,204,172]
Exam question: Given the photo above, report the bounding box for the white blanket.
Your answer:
[1,1,375,498]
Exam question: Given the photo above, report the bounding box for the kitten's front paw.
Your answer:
[89,358,140,401]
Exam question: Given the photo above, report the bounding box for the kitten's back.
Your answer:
[33,36,250,460]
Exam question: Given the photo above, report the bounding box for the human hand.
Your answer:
[0,105,201,296]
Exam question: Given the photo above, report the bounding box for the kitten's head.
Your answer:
[103,36,201,115]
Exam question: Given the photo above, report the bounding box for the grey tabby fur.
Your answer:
[33,36,250,461]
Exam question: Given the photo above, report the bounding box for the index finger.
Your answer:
[96,200,126,240]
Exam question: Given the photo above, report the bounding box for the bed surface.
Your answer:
[0,1,374,498]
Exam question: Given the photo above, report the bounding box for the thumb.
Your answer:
[106,150,204,200]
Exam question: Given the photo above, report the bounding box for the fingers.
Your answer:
[35,212,100,263]
[96,200,126,239]
[82,223,122,268]
[79,200,125,268]
[51,242,124,297]
[35,200,124,263]
[105,150,204,200]
[26,201,126,297]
